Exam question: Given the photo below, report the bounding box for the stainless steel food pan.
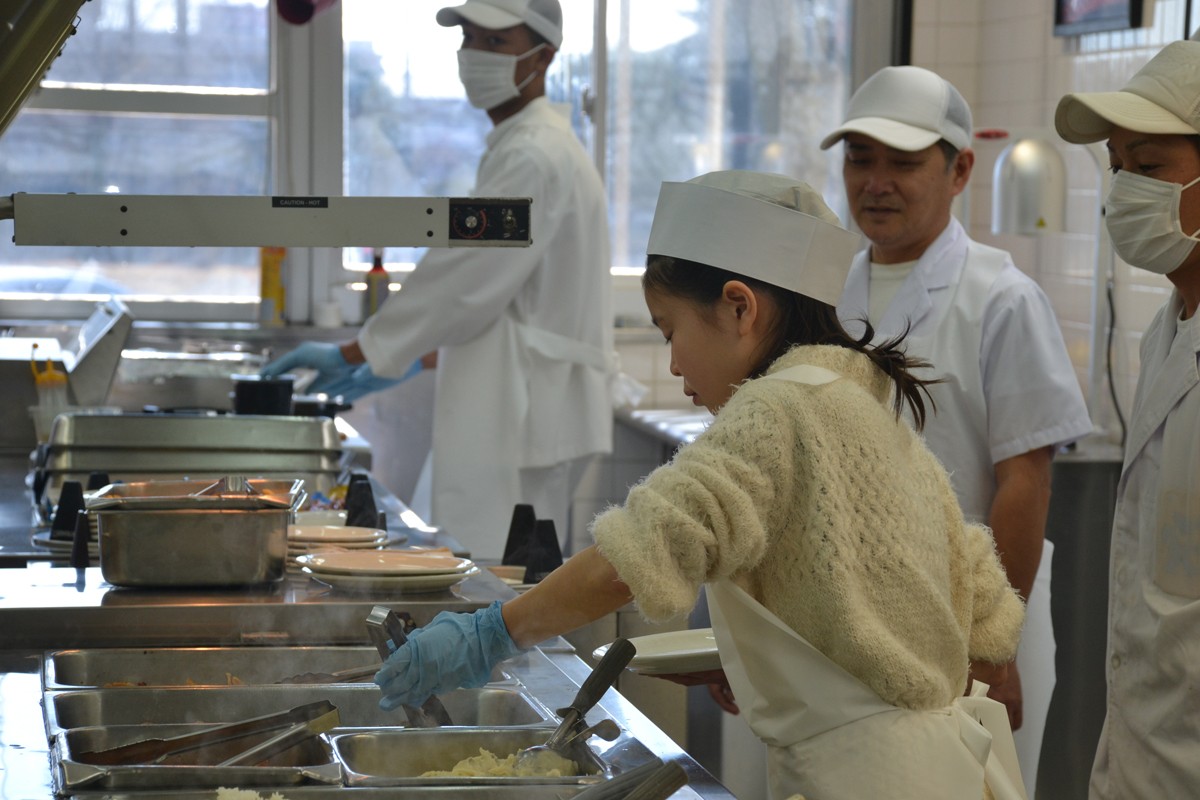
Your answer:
[97,508,288,587]
[48,412,342,452]
[332,727,609,786]
[87,477,305,511]
[54,723,341,791]
[45,686,552,733]
[43,646,513,690]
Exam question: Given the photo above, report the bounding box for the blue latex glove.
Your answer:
[315,359,422,403]
[260,342,355,394]
[374,601,522,711]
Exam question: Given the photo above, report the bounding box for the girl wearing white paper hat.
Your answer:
[374,171,1025,800]
[1055,38,1200,800]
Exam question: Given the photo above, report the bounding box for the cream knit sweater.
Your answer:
[593,345,1024,711]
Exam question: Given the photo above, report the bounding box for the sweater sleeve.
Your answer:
[591,391,790,622]
[963,522,1026,663]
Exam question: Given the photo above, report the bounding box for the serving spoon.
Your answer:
[515,637,636,771]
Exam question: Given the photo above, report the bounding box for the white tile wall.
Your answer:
[914,0,1192,443]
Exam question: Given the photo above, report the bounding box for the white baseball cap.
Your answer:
[436,0,563,49]
[646,171,862,306]
[820,65,972,152]
[1055,40,1200,144]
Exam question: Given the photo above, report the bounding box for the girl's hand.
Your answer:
[650,669,739,715]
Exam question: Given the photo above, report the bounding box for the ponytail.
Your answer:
[644,254,940,429]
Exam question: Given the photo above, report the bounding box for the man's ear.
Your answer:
[721,280,759,334]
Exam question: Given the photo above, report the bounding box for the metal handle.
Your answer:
[546,637,636,749]
[365,605,454,727]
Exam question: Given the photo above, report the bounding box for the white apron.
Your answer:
[429,313,610,560]
[707,363,1027,800]
[708,581,1025,800]
[894,240,1055,796]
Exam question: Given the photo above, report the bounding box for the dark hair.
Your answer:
[937,139,961,171]
[643,254,940,430]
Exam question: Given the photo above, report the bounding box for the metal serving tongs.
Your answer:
[569,758,689,800]
[515,637,636,771]
[366,605,455,727]
[76,700,339,767]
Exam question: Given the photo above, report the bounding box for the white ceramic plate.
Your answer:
[594,628,721,675]
[294,510,348,527]
[305,566,480,593]
[293,551,474,576]
[288,525,386,544]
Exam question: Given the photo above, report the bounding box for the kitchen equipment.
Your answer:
[41,646,514,691]
[231,372,295,415]
[44,686,547,733]
[365,605,455,727]
[35,412,340,511]
[516,637,636,770]
[623,761,689,800]
[0,299,132,448]
[55,721,341,792]
[88,476,305,588]
[571,758,665,800]
[75,700,338,767]
[275,663,379,685]
[332,727,610,786]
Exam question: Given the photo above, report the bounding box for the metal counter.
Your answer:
[0,566,733,798]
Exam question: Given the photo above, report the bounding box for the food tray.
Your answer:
[44,686,552,734]
[332,727,611,787]
[96,507,290,587]
[87,477,305,511]
[46,412,342,452]
[42,646,504,690]
[54,723,341,791]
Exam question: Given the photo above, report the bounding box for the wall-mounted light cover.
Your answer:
[992,138,1067,236]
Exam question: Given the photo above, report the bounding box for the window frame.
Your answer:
[2,0,893,324]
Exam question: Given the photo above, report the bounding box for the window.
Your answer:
[0,0,271,307]
[1,0,856,319]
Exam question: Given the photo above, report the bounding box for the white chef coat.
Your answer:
[359,97,613,560]
[1090,291,1200,799]
[838,217,1093,797]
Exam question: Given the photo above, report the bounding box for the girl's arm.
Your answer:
[501,545,635,648]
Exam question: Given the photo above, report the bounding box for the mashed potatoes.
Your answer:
[420,747,577,778]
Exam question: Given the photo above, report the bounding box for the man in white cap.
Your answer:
[264,0,612,561]
[821,65,1093,797]
[1055,38,1200,800]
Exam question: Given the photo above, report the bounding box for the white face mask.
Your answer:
[457,44,546,110]
[1105,170,1200,275]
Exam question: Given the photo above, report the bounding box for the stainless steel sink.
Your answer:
[43,646,512,689]
[46,686,553,733]
[332,727,610,787]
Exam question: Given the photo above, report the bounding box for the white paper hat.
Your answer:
[646,171,862,306]
[820,65,972,152]
[437,0,563,49]
[1056,40,1200,143]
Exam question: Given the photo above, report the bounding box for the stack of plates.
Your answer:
[294,550,479,593]
[287,525,407,560]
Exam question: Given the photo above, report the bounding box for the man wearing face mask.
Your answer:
[1055,38,1200,800]
[263,0,612,561]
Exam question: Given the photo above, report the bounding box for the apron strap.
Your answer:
[515,321,611,372]
[763,364,841,386]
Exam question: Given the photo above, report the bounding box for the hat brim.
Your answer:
[1055,91,1197,144]
[436,3,524,32]
[819,118,943,152]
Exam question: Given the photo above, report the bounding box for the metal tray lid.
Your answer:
[48,412,342,453]
[86,476,305,511]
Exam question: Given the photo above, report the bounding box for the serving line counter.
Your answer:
[0,565,734,798]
